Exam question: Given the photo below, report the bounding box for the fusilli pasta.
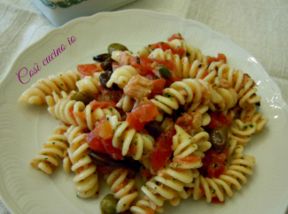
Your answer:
[19,70,80,105]
[30,125,68,174]
[65,126,99,198]
[21,33,267,214]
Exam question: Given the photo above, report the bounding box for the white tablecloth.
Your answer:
[0,0,288,213]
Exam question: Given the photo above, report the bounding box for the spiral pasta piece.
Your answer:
[106,168,138,212]
[168,172,198,207]
[151,78,210,114]
[192,153,255,203]
[45,90,71,107]
[147,47,210,81]
[65,126,99,198]
[228,119,257,145]
[130,197,163,214]
[171,125,211,168]
[30,125,68,175]
[143,36,207,63]
[48,98,120,130]
[112,121,154,161]
[209,87,238,112]
[140,167,195,208]
[214,64,261,107]
[131,125,206,213]
[106,65,138,88]
[62,150,72,174]
[116,94,136,112]
[76,72,101,95]
[240,104,267,132]
[18,70,80,105]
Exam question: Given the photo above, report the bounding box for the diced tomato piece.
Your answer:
[217,53,227,63]
[207,162,225,178]
[150,41,185,57]
[102,139,123,160]
[140,168,153,181]
[150,127,175,172]
[89,137,123,160]
[176,113,194,132]
[167,33,184,42]
[199,149,228,178]
[149,42,171,52]
[140,56,154,76]
[130,55,155,76]
[171,47,186,57]
[151,78,166,95]
[126,102,159,131]
[208,112,232,129]
[154,59,175,72]
[207,53,227,64]
[127,113,144,131]
[88,135,106,153]
[87,119,123,160]
[77,63,102,76]
[90,100,116,110]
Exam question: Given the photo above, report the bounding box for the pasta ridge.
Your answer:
[65,126,99,198]
[18,70,80,105]
[131,125,208,213]
[47,97,121,130]
[192,143,256,203]
[112,121,154,161]
[106,168,138,212]
[151,78,210,115]
[30,125,69,175]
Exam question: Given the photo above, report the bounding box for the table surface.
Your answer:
[0,0,288,213]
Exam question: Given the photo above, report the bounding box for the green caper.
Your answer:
[108,43,128,54]
[159,67,172,79]
[101,194,118,214]
[70,91,94,105]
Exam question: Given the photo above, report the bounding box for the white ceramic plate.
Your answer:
[0,9,287,214]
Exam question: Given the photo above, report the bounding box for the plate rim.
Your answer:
[1,8,288,214]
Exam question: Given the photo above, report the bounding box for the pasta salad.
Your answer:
[19,33,267,214]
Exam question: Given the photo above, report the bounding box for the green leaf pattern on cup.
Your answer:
[40,0,88,9]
